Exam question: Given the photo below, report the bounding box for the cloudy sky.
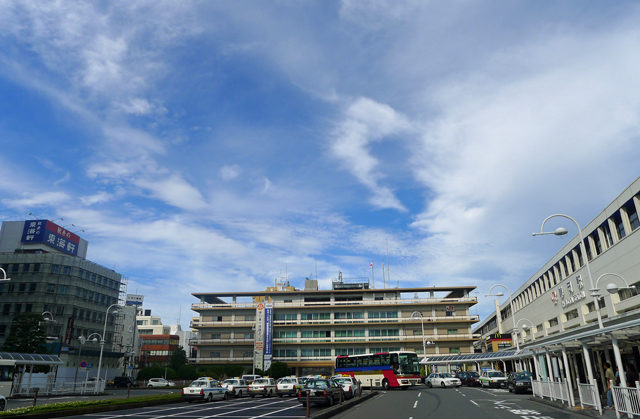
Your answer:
[1,1,639,328]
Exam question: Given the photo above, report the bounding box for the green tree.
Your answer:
[420,366,426,377]
[177,364,198,380]
[169,346,188,371]
[3,313,47,353]
[266,362,289,379]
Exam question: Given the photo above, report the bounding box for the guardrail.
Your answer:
[531,378,573,406]
[611,380,640,419]
[577,380,601,414]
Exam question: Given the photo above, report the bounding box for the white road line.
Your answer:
[413,401,418,408]
[418,392,421,397]
[470,400,479,406]
[246,403,301,419]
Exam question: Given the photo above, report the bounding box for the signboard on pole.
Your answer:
[64,317,75,345]
[254,303,266,371]
[263,302,273,372]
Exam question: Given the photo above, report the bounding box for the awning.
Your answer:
[421,349,534,365]
[0,352,63,366]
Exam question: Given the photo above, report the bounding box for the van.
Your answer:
[241,374,261,384]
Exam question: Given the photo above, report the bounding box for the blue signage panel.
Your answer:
[264,304,273,357]
[21,220,80,256]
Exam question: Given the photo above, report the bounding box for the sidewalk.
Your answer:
[528,393,620,418]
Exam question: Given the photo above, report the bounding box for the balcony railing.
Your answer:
[190,334,480,347]
[192,297,477,310]
[190,315,479,328]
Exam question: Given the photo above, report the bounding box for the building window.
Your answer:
[548,317,558,327]
[14,304,21,314]
[368,311,398,319]
[25,304,33,313]
[51,265,60,274]
[62,266,71,275]
[244,333,254,339]
[2,304,9,315]
[449,347,460,354]
[274,313,297,321]
[565,309,579,321]
[18,283,26,293]
[603,222,614,246]
[243,351,253,357]
[369,329,399,337]
[55,306,65,316]
[22,263,30,272]
[627,199,639,231]
[335,330,365,338]
[211,333,221,339]
[11,264,19,273]
[0,325,6,337]
[29,283,37,294]
[618,280,640,301]
[210,352,220,358]
[447,329,458,335]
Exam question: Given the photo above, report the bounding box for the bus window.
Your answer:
[380,353,390,366]
[336,358,346,369]
[370,355,381,366]
[346,357,356,368]
[390,353,398,365]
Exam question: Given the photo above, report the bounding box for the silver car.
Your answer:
[425,373,461,388]
[147,378,176,387]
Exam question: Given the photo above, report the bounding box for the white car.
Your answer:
[479,370,507,388]
[222,378,249,398]
[276,377,304,397]
[147,378,176,387]
[0,395,6,411]
[249,377,277,398]
[425,373,461,388]
[182,378,228,402]
[331,376,359,399]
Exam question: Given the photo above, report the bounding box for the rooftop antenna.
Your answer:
[387,239,390,289]
[315,259,317,280]
[382,261,386,289]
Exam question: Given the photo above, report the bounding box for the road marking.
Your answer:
[418,392,421,397]
[413,401,418,408]
[471,400,479,406]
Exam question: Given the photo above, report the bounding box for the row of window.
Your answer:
[0,282,118,306]
[513,194,640,314]
[0,263,120,290]
[142,339,179,345]
[218,311,400,321]
[141,350,175,356]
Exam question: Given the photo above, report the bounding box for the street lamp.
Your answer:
[515,318,536,342]
[0,267,10,281]
[592,273,636,296]
[533,214,603,329]
[73,335,98,393]
[411,311,427,361]
[486,284,519,351]
[95,304,122,393]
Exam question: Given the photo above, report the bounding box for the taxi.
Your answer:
[276,376,304,397]
[331,375,359,399]
[249,377,277,398]
[425,372,461,388]
[221,378,249,398]
[182,378,229,403]
[479,370,508,388]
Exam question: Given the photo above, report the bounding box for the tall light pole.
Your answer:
[515,318,536,342]
[486,284,519,351]
[0,267,10,281]
[411,311,427,361]
[95,304,121,393]
[533,214,603,329]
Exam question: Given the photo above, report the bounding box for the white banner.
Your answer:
[254,303,266,371]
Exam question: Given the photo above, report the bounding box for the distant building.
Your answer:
[139,334,180,367]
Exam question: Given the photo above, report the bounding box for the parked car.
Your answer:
[147,378,176,387]
[457,371,481,387]
[113,377,139,388]
[182,378,228,402]
[425,373,461,388]
[297,378,342,407]
[222,378,248,398]
[241,374,261,384]
[331,376,359,399]
[276,377,304,397]
[507,371,533,394]
[479,370,507,388]
[249,377,277,398]
[0,395,6,411]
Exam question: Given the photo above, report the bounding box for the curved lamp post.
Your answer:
[515,318,536,342]
[95,304,122,393]
[411,311,427,361]
[533,214,603,329]
[592,273,636,296]
[486,284,519,351]
[0,267,10,281]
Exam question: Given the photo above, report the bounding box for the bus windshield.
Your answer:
[399,352,419,374]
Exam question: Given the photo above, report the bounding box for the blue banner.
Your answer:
[264,304,273,356]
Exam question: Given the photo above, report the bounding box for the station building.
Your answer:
[189,278,479,376]
[471,176,640,390]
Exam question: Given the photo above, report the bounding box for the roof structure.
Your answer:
[0,352,63,366]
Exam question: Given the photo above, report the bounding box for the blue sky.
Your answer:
[1,1,640,328]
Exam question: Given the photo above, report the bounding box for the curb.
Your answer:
[527,396,606,418]
[309,391,379,419]
[3,398,184,419]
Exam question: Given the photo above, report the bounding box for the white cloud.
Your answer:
[80,191,113,206]
[135,175,207,211]
[2,192,71,209]
[220,165,242,181]
[331,97,414,211]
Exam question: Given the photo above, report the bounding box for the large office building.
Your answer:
[473,176,640,385]
[0,219,129,380]
[189,278,478,376]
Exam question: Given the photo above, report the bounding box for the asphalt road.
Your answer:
[13,385,589,419]
[333,386,583,419]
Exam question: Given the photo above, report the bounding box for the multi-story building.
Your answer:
[471,175,640,386]
[189,279,478,376]
[139,334,180,367]
[136,308,170,335]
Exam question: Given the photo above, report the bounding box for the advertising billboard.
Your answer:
[21,220,80,256]
[254,303,266,371]
[264,302,273,372]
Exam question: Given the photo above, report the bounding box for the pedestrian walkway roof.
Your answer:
[421,349,534,365]
[0,352,63,366]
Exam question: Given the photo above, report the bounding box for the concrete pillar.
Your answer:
[611,334,627,387]
[561,346,575,406]
[581,342,595,385]
[545,349,554,380]
[595,349,606,392]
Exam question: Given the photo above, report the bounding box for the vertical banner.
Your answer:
[64,317,75,345]
[254,303,266,371]
[263,302,273,372]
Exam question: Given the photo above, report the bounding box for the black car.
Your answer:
[297,378,341,407]
[113,377,139,388]
[456,371,481,387]
[507,371,532,394]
